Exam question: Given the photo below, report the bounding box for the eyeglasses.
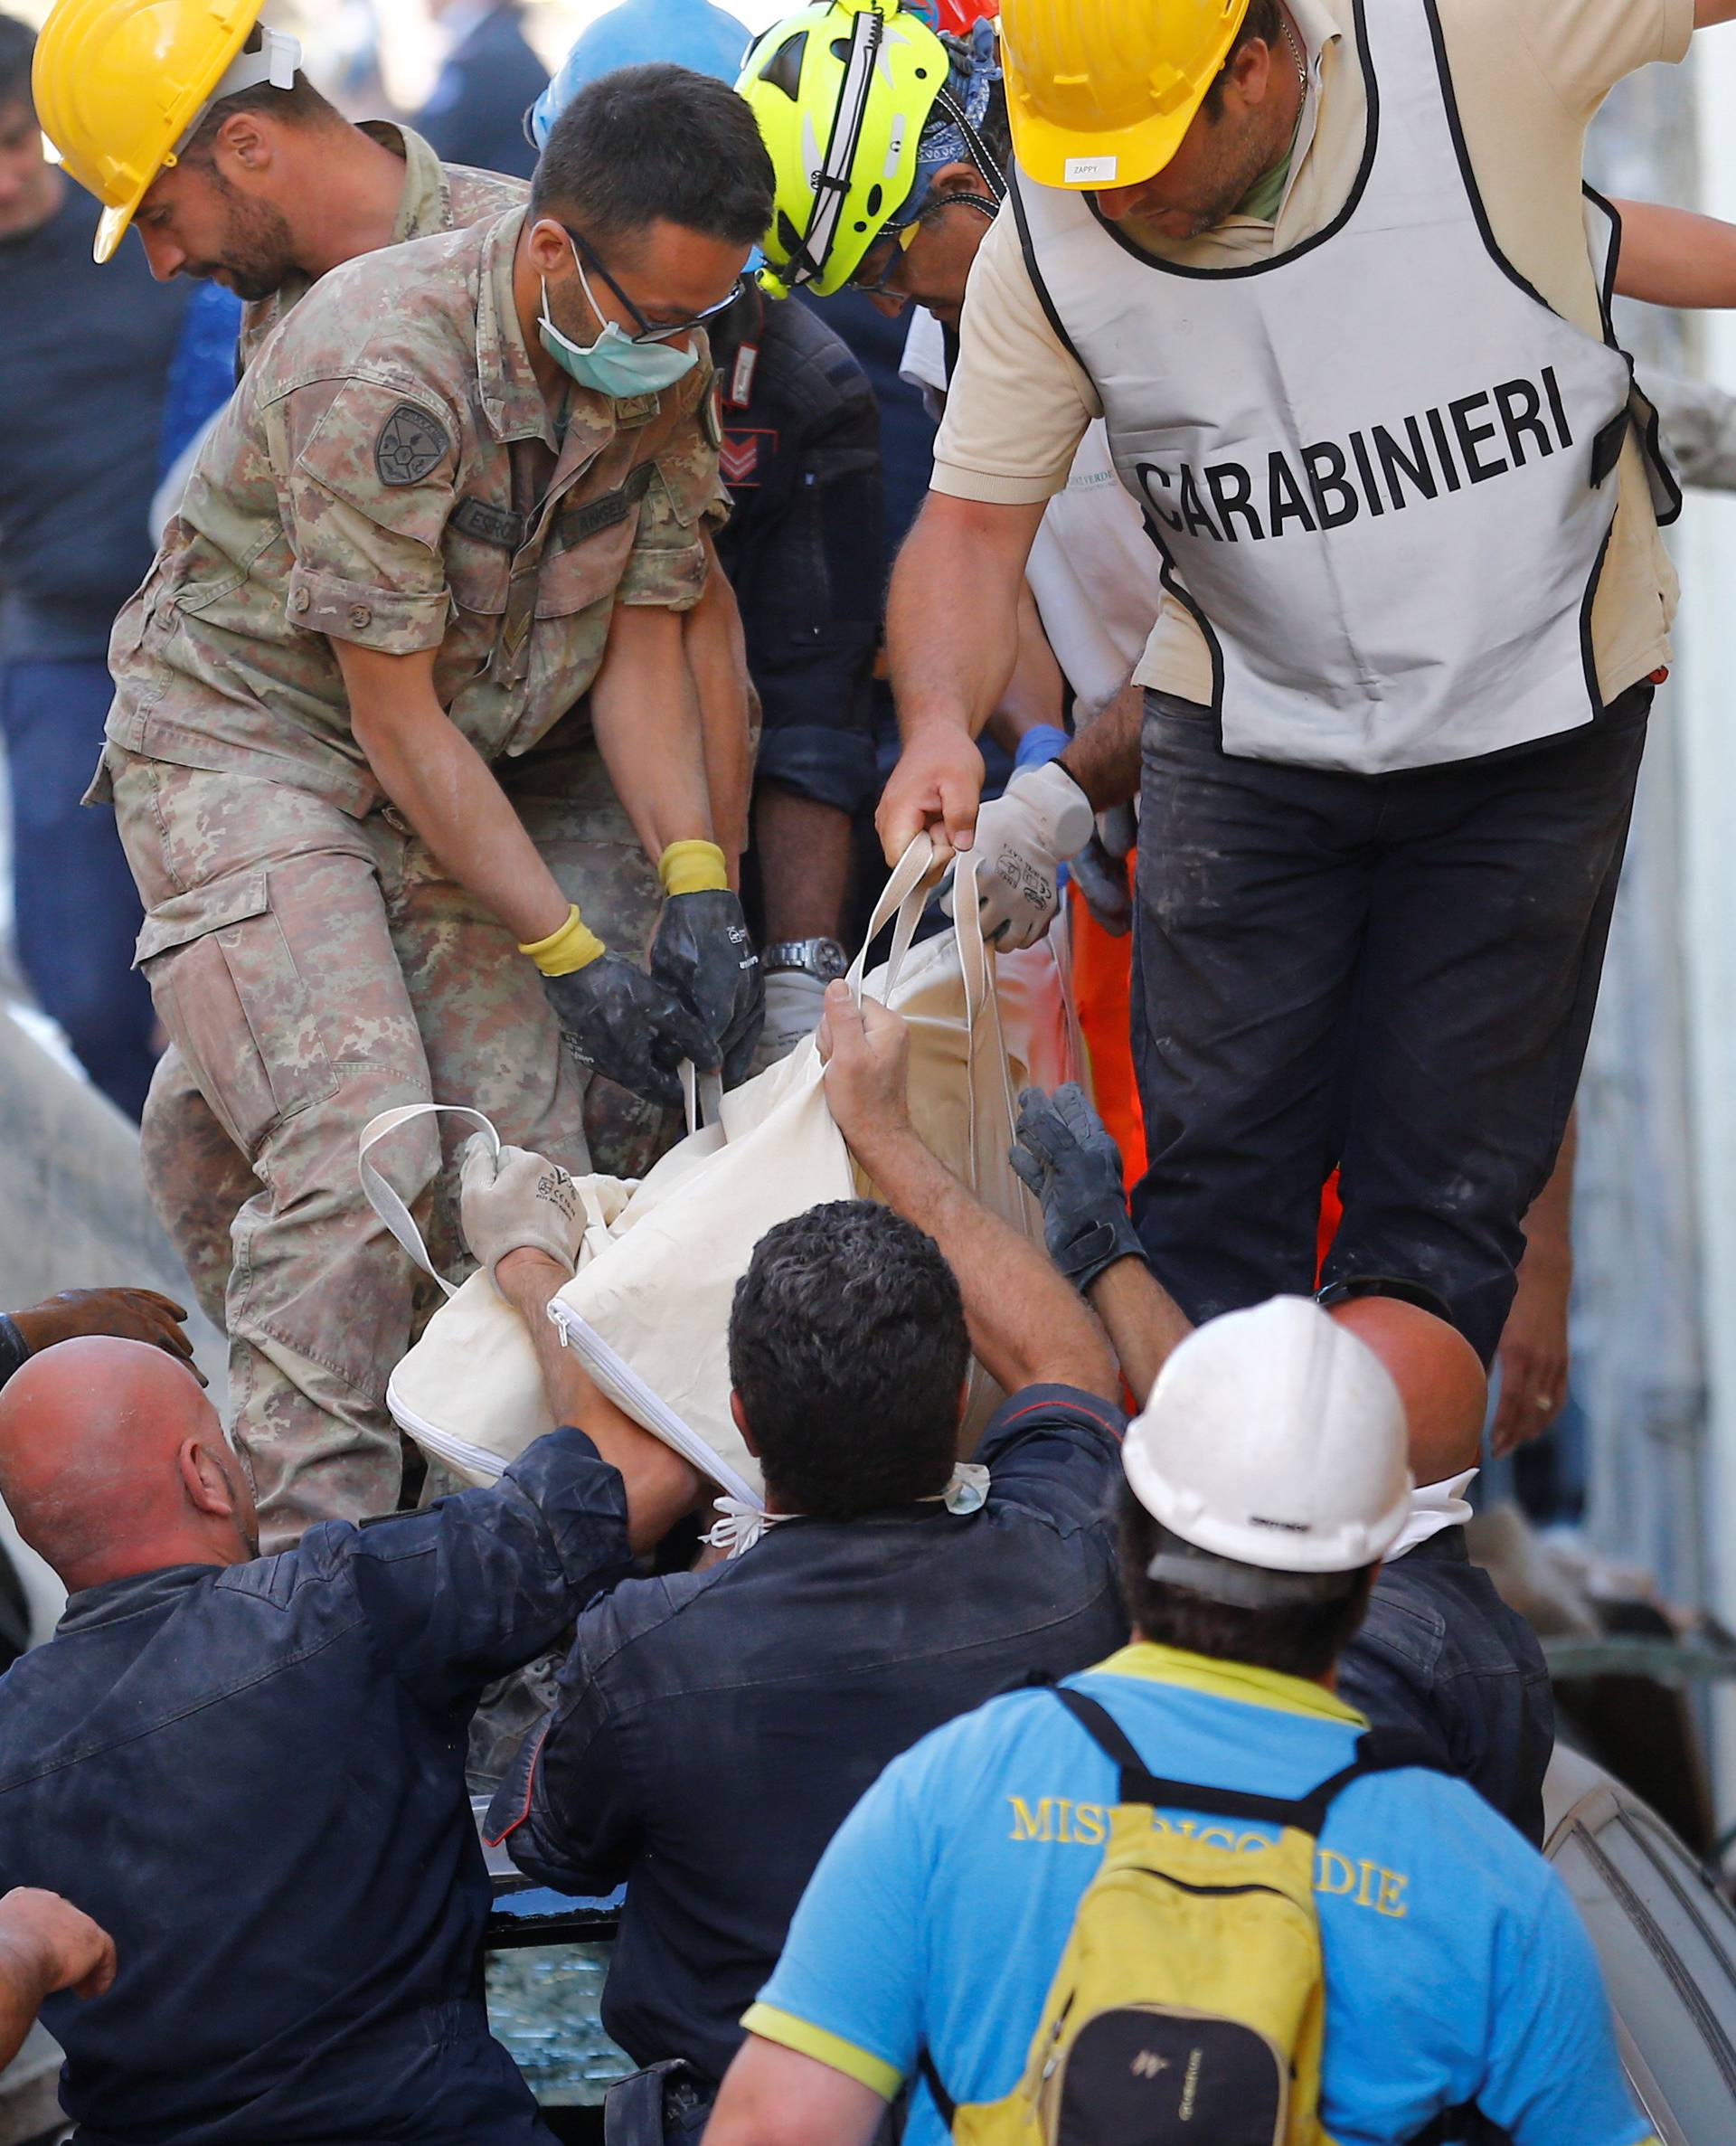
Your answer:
[847,221,918,301]
[560,223,746,345]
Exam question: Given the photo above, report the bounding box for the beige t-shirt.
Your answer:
[933,0,1691,708]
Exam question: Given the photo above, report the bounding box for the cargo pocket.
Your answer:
[136,874,340,1161]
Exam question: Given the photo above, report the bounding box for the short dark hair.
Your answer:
[531,63,775,252]
[1115,1480,1373,1682]
[0,14,33,115]
[178,30,342,165]
[729,1201,969,1520]
[1201,0,1285,122]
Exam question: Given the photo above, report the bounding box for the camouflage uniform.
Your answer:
[99,207,721,1546]
[145,122,532,1334]
[141,129,678,1361]
[237,122,520,370]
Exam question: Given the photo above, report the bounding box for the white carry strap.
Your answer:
[1048,902,1088,1082]
[358,1102,502,1299]
[363,1048,721,1289]
[848,834,937,1003]
[680,1063,727,1137]
[946,852,1022,1204]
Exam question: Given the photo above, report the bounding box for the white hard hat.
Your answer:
[1124,1298,1413,1580]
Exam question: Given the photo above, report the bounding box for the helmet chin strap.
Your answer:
[900,76,1005,233]
[928,77,1007,203]
[921,191,1001,223]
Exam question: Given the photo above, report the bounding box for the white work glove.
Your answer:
[943,761,1094,950]
[458,1133,584,1288]
[750,969,828,1076]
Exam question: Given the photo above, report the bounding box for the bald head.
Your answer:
[0,1339,257,1592]
[1325,1298,1487,1485]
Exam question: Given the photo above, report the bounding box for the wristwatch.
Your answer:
[761,937,848,982]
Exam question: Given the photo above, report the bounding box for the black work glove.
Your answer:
[650,890,764,1088]
[1069,833,1134,939]
[1009,1082,1145,1292]
[543,955,713,1111]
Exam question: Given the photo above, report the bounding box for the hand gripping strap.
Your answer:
[359,1059,729,1297]
[357,1103,501,1300]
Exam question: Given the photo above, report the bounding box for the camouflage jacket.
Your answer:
[239,122,525,371]
[105,209,722,818]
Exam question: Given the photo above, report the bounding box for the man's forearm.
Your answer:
[0,1933,49,2070]
[1062,680,1144,811]
[983,580,1067,753]
[881,496,1050,863]
[495,1250,703,1552]
[1087,1258,1193,1409]
[887,496,1046,742]
[1522,1105,1575,1272]
[590,602,718,865]
[1611,199,1736,308]
[850,1126,1118,1400]
[342,649,571,944]
[684,553,755,879]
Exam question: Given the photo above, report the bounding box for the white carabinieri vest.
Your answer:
[1013,0,1676,774]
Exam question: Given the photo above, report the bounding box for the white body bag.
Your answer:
[363,840,1083,1514]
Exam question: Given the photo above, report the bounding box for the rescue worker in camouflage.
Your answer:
[87,68,775,1548]
[101,14,533,1334]
[31,8,739,1342]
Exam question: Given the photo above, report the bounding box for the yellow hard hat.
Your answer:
[1000,0,1251,192]
[31,0,299,264]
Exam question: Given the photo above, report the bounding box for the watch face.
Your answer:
[767,939,848,980]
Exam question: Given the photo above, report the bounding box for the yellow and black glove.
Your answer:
[648,841,765,1088]
[523,904,711,1111]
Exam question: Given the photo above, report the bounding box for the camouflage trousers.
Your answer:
[115,733,672,1549]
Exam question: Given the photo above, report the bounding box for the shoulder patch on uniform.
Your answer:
[374,402,451,487]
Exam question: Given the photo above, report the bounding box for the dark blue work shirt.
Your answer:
[710,290,882,818]
[489,1386,1128,2088]
[1336,1527,1555,1846]
[0,184,190,657]
[0,1428,632,2146]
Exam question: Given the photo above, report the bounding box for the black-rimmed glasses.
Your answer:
[561,223,746,345]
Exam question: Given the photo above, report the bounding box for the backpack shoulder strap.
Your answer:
[1051,1685,1329,1830]
[1297,1728,1454,1831]
[918,2049,958,2130]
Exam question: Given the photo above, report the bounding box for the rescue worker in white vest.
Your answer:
[877,0,1736,1369]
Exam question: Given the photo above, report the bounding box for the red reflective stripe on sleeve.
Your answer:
[484,1718,552,1846]
[996,1395,1126,1444]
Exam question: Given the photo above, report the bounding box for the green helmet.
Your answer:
[736,0,957,298]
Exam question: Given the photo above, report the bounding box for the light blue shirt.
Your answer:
[749,1644,1653,2146]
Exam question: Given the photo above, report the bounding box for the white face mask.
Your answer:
[537,237,700,399]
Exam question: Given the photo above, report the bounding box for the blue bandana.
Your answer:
[884,18,1002,232]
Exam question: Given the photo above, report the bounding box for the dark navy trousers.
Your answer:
[1130,686,1650,1363]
